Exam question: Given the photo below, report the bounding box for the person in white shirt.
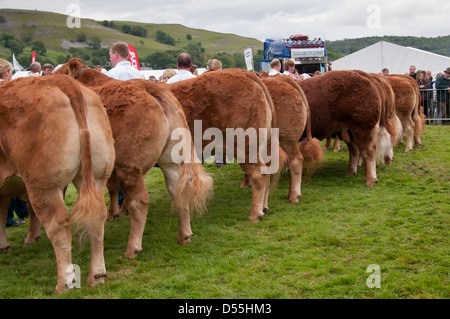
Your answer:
[29,62,41,77]
[268,59,281,76]
[166,53,196,84]
[283,59,296,76]
[301,73,311,79]
[107,42,144,81]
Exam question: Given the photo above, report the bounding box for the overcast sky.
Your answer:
[1,0,449,41]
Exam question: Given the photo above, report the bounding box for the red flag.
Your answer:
[127,44,140,70]
[31,51,36,64]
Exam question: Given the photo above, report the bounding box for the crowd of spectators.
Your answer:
[404,65,449,124]
[380,66,449,124]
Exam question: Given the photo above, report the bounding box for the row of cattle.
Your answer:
[0,58,424,292]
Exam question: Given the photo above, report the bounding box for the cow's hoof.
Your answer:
[89,273,107,287]
[0,245,11,253]
[289,193,302,203]
[177,234,193,245]
[125,247,142,259]
[25,235,41,245]
[249,214,264,223]
[106,214,119,221]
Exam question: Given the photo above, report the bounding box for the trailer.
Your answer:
[259,34,329,75]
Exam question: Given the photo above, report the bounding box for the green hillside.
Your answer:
[0,8,262,68]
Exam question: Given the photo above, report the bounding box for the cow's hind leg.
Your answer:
[85,212,107,287]
[333,136,341,153]
[361,146,378,188]
[27,190,73,293]
[25,202,42,244]
[72,170,109,287]
[403,118,415,152]
[120,173,150,259]
[241,173,251,188]
[355,137,378,188]
[0,196,11,252]
[106,170,120,221]
[282,141,303,203]
[239,163,269,222]
[346,140,360,176]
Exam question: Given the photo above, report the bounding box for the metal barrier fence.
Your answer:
[419,88,449,125]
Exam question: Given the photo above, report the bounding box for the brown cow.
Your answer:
[297,70,394,187]
[209,70,322,203]
[386,75,424,152]
[56,59,213,258]
[166,69,278,222]
[0,75,115,292]
[259,75,323,203]
[354,71,402,165]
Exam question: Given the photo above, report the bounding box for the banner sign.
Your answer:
[12,53,24,71]
[291,48,325,58]
[31,51,36,63]
[244,48,254,71]
[127,44,140,70]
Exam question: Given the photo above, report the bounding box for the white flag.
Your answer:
[244,48,254,71]
[12,54,24,71]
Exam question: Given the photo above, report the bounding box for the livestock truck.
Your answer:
[259,34,330,75]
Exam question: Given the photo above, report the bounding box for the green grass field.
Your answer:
[1,126,448,299]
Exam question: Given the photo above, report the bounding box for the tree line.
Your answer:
[327,35,450,60]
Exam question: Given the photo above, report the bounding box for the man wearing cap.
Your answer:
[435,67,450,124]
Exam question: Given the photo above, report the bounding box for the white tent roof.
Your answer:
[331,41,450,77]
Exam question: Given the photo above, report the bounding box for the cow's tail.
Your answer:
[174,158,214,217]
[385,83,403,147]
[171,123,214,218]
[150,82,214,216]
[60,83,106,231]
[373,91,394,165]
[298,101,323,176]
[412,82,425,138]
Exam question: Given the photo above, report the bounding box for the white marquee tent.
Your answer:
[331,41,450,77]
